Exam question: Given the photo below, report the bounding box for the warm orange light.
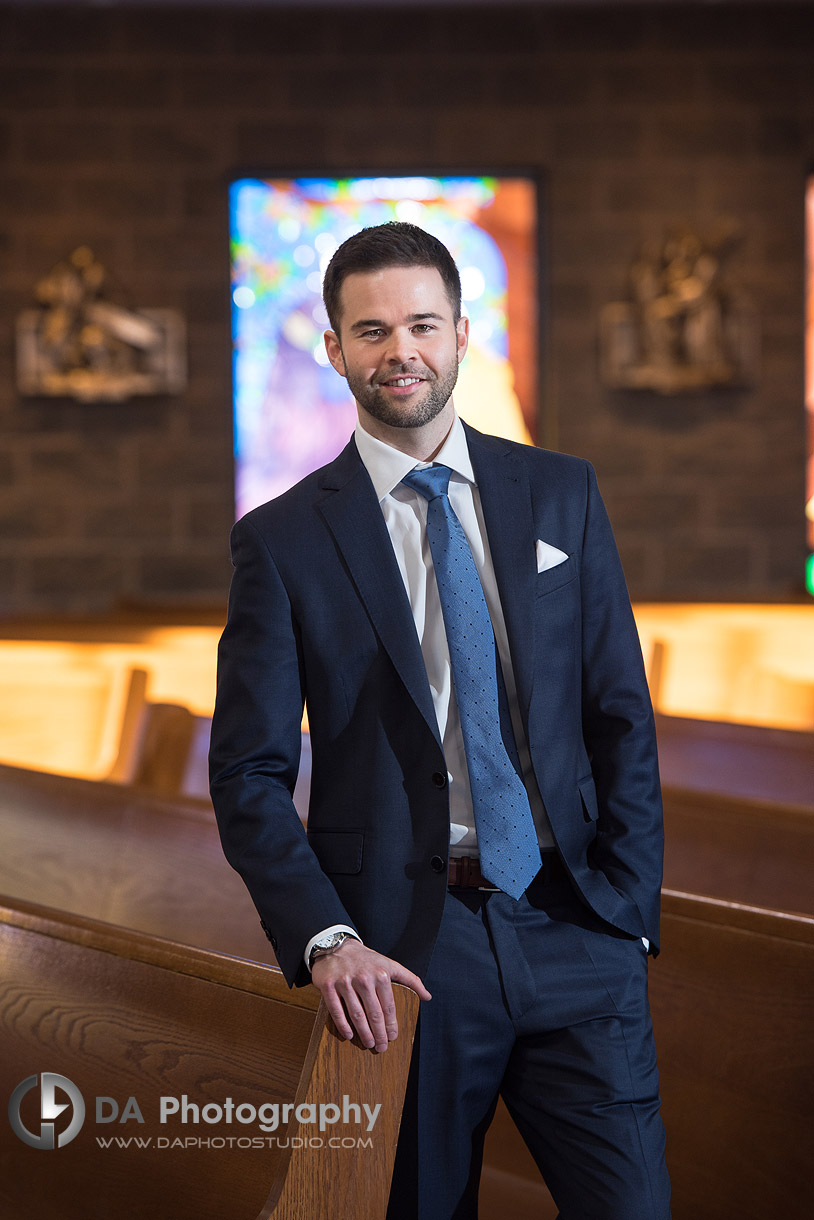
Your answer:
[0,629,221,780]
[634,603,814,729]
[0,605,812,782]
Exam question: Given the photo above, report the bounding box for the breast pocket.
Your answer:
[534,555,576,598]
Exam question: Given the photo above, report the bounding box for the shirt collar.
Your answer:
[354,413,475,503]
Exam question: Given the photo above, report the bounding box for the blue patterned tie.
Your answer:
[403,464,542,899]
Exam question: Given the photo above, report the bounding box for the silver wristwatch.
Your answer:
[309,930,352,967]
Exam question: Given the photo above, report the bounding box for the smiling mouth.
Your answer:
[380,377,425,388]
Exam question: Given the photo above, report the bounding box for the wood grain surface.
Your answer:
[3,762,811,1216]
[662,786,814,916]
[0,763,273,962]
[652,891,814,1220]
[656,712,814,809]
[0,896,418,1220]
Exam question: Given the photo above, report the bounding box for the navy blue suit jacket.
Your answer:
[209,424,663,988]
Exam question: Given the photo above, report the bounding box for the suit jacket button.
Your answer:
[431,772,447,788]
[430,855,446,873]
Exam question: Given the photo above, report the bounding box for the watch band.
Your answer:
[309,930,351,966]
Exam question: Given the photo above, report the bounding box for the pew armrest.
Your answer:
[0,896,419,1220]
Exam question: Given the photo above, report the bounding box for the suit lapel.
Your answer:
[465,424,538,718]
[317,439,442,750]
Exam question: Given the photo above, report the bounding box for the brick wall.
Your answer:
[1,2,812,613]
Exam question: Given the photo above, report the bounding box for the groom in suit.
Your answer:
[210,222,671,1219]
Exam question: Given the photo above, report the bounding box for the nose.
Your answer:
[384,327,419,367]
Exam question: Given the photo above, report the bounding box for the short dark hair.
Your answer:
[322,221,462,334]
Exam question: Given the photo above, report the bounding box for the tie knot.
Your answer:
[402,464,452,502]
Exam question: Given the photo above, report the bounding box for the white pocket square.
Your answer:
[535,539,569,573]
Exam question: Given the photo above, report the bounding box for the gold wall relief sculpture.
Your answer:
[16,247,186,402]
[600,225,758,394]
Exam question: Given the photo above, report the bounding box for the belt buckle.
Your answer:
[449,856,500,891]
[474,858,499,892]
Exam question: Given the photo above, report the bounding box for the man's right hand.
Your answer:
[310,938,431,1053]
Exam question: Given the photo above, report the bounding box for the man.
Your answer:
[210,222,671,1219]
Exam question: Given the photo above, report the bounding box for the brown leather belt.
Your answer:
[447,852,563,890]
[447,855,497,889]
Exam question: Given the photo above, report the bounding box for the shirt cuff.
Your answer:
[642,937,650,953]
[304,924,361,971]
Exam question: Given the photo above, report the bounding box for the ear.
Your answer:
[456,316,469,365]
[324,330,346,377]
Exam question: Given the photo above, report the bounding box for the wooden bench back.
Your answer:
[0,763,273,961]
[0,896,417,1220]
[662,785,814,916]
[652,890,814,1220]
[656,712,814,808]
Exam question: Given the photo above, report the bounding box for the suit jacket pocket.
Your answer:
[534,555,576,598]
[307,828,364,874]
[577,774,599,822]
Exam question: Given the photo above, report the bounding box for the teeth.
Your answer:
[388,378,421,387]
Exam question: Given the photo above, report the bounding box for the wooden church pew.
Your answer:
[0,762,273,962]
[662,785,814,916]
[655,712,814,809]
[651,889,814,1220]
[3,764,810,1216]
[0,895,418,1220]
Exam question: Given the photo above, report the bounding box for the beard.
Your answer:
[344,357,460,430]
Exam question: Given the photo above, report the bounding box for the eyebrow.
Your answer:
[349,312,444,333]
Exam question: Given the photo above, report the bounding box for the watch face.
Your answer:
[311,932,347,960]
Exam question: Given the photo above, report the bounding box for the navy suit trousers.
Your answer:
[387,862,671,1220]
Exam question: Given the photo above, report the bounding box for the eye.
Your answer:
[361,329,385,340]
[412,324,434,334]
